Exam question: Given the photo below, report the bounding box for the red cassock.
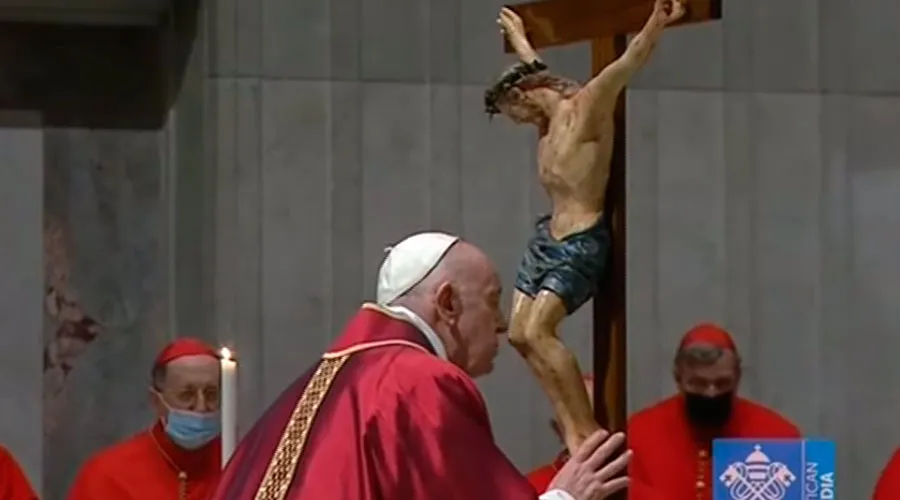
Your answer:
[212,304,542,500]
[627,395,801,500]
[0,446,37,500]
[67,422,221,500]
[873,448,900,500]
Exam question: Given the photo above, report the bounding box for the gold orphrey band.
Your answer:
[253,355,350,500]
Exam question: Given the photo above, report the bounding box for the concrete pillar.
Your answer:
[0,114,44,494]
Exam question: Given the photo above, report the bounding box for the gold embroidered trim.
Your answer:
[253,355,350,500]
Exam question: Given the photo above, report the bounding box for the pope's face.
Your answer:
[454,269,508,378]
[152,355,221,418]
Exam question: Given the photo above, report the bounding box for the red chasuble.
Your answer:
[627,395,800,500]
[67,422,221,500]
[0,446,37,500]
[213,304,540,500]
[873,448,900,500]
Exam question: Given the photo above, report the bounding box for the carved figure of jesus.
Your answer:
[487,0,685,454]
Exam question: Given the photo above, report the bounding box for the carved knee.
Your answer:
[508,319,549,355]
[507,301,532,343]
[509,293,566,355]
[507,319,531,352]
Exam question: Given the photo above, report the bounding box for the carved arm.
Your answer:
[575,0,684,117]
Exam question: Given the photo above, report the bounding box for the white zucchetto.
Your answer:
[376,232,460,305]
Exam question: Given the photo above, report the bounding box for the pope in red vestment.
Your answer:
[68,338,222,500]
[873,447,900,499]
[626,324,801,500]
[0,445,37,500]
[213,232,630,500]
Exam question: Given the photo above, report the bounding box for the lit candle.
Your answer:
[219,347,238,468]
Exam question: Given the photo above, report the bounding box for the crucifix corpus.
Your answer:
[488,0,721,454]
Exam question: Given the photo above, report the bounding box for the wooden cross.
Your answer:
[504,0,722,432]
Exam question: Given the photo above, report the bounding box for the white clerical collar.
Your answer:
[382,305,448,361]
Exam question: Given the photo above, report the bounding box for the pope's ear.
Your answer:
[434,282,460,320]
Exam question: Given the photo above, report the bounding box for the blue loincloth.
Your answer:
[514,214,611,314]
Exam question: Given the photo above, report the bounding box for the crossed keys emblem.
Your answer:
[718,445,797,500]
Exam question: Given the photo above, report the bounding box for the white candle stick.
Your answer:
[219,347,238,468]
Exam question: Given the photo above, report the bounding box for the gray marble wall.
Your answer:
[0,123,163,500]
[624,0,900,495]
[0,115,44,495]
[42,129,166,499]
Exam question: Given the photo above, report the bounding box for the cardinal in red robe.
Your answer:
[68,338,222,500]
[626,323,800,500]
[873,448,900,499]
[212,232,629,500]
[0,445,37,500]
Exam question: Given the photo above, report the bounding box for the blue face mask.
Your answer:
[164,409,221,450]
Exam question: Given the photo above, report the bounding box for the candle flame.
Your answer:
[220,347,233,361]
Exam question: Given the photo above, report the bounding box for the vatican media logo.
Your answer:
[712,439,836,500]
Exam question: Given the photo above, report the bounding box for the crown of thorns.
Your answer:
[483,59,549,115]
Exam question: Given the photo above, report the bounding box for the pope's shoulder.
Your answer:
[372,346,482,402]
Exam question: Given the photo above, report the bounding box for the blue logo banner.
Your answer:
[712,439,836,500]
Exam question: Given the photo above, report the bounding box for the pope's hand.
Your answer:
[549,430,631,500]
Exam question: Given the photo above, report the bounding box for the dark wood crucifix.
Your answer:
[503,0,722,432]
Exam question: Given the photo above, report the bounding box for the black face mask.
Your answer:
[684,391,734,429]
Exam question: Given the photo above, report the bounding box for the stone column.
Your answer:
[0,114,44,494]
[159,0,219,344]
[203,0,266,432]
[158,0,265,431]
